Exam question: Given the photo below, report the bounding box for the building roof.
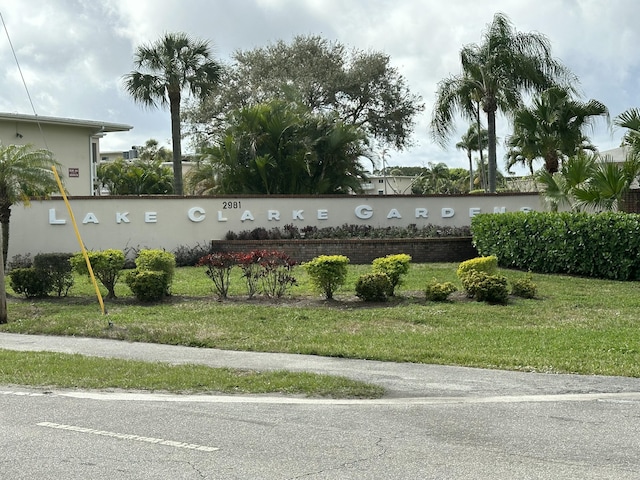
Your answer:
[0,112,132,133]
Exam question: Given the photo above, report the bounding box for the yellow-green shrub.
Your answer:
[511,274,537,299]
[125,270,168,302]
[355,272,392,302]
[424,280,457,302]
[461,270,509,304]
[303,255,350,299]
[134,249,176,295]
[70,249,125,299]
[456,256,498,280]
[372,253,411,295]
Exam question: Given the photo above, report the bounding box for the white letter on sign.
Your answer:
[240,210,255,222]
[49,208,66,225]
[188,207,206,223]
[116,212,130,224]
[268,210,280,221]
[441,208,455,218]
[387,208,402,219]
[355,205,373,219]
[415,208,428,219]
[83,213,99,224]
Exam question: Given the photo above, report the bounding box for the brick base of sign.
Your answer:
[210,237,478,265]
[621,189,640,213]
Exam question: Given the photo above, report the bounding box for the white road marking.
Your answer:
[4,388,640,405]
[56,390,640,405]
[0,390,47,397]
[36,422,219,452]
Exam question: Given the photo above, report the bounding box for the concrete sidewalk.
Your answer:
[2,332,640,399]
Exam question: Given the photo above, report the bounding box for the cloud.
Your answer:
[1,0,638,172]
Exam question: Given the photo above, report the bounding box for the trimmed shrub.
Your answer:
[134,249,176,295]
[511,274,537,299]
[70,249,126,299]
[9,267,52,298]
[125,270,168,302]
[355,272,392,302]
[424,280,458,302]
[471,211,640,280]
[456,256,498,279]
[371,253,411,295]
[303,255,349,300]
[461,270,509,304]
[33,253,74,297]
[225,223,471,240]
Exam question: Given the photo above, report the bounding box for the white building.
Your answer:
[0,112,132,196]
[360,175,420,195]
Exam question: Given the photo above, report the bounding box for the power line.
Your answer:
[0,10,48,148]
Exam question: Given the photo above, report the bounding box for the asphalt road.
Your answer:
[2,333,640,479]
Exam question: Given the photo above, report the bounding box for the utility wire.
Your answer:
[0,10,48,148]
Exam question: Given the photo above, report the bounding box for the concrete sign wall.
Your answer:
[10,194,545,258]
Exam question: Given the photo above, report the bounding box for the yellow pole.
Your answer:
[51,166,106,315]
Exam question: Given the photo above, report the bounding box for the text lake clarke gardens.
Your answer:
[46,204,535,225]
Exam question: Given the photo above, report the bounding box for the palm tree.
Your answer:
[123,32,223,195]
[0,144,61,265]
[0,143,61,323]
[614,108,640,153]
[419,162,451,194]
[191,100,370,195]
[137,138,172,163]
[506,87,609,174]
[574,155,640,211]
[536,151,595,212]
[536,152,640,212]
[306,115,372,194]
[456,123,488,191]
[431,12,575,192]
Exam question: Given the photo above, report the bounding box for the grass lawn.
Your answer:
[5,264,640,377]
[2,262,640,381]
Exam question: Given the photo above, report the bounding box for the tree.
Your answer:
[96,157,173,195]
[431,12,575,192]
[456,123,488,191]
[183,35,423,153]
[376,166,426,177]
[187,100,371,195]
[573,156,640,211]
[536,151,640,212]
[122,32,223,195]
[137,138,172,163]
[614,108,640,153]
[536,151,595,212]
[410,163,471,194]
[0,144,61,266]
[506,87,609,174]
[0,143,61,323]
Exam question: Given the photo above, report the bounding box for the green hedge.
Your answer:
[471,212,640,280]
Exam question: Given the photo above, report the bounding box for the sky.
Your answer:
[1,0,639,175]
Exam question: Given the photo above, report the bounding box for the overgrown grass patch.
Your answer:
[0,350,384,398]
